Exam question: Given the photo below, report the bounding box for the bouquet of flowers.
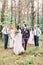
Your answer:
[15,29,19,35]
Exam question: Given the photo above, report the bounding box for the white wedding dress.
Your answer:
[13,30,24,55]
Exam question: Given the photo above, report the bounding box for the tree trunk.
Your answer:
[27,0,29,20]
[18,0,21,24]
[1,0,6,23]
[11,0,13,23]
[31,0,34,28]
[37,0,39,24]
[14,0,17,27]
[42,0,43,19]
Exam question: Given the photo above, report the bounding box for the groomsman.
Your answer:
[34,24,41,46]
[21,24,30,50]
[2,23,9,49]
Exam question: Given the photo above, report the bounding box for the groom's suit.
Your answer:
[21,28,30,50]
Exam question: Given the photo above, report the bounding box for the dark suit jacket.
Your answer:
[21,28,30,40]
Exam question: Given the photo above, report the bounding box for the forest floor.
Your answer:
[0,35,43,65]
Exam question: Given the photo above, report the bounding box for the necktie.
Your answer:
[36,29,38,36]
[6,28,7,33]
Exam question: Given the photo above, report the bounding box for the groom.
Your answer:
[2,23,9,49]
[21,24,30,50]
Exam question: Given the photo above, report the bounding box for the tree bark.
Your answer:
[18,0,21,24]
[11,0,13,23]
[31,0,34,28]
[37,0,39,24]
[1,0,6,23]
[42,0,43,19]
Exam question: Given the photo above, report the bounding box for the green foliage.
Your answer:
[26,55,34,64]
[36,17,43,33]
[0,34,43,65]
[0,24,3,37]
[17,55,34,65]
[0,9,43,33]
[39,18,43,33]
[24,47,39,55]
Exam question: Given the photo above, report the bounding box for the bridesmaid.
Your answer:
[28,27,34,47]
[9,24,15,49]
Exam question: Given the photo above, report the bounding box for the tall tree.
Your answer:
[25,0,29,20]
[41,0,43,33]
[21,0,25,21]
[1,0,6,23]
[18,0,22,24]
[14,0,16,27]
[42,0,43,19]
[31,0,34,28]
[37,0,39,24]
[11,0,13,23]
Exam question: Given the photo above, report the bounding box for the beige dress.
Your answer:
[28,31,34,44]
[9,30,15,48]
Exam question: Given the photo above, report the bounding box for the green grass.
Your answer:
[0,35,43,65]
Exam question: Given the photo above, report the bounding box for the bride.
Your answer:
[13,26,24,55]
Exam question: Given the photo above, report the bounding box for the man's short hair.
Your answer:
[24,24,27,27]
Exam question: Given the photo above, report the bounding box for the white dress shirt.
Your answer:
[34,27,41,36]
[2,26,9,34]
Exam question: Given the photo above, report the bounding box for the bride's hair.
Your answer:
[17,25,19,30]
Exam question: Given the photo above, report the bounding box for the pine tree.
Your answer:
[37,0,39,25]
[31,0,34,28]
[1,0,6,23]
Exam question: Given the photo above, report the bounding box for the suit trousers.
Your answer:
[4,34,8,49]
[22,38,28,50]
[34,35,39,46]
